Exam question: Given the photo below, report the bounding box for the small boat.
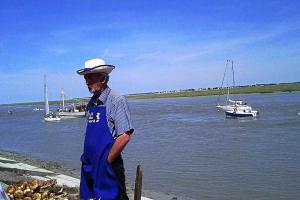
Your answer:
[6,98,13,115]
[225,104,259,117]
[216,60,258,117]
[33,107,44,111]
[57,89,86,118]
[44,75,61,122]
[58,109,86,118]
[44,113,61,121]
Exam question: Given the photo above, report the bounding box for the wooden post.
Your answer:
[134,164,143,200]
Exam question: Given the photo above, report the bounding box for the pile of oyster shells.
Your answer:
[5,179,79,200]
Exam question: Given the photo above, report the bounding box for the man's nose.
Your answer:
[85,81,91,86]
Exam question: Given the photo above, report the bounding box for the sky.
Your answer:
[0,0,300,104]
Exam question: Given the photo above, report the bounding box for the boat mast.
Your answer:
[217,59,234,105]
[226,60,230,103]
[44,75,50,115]
[231,60,235,88]
[226,59,235,103]
[61,88,65,110]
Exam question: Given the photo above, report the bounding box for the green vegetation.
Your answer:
[1,82,299,106]
[126,82,300,99]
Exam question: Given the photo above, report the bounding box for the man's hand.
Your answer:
[107,132,131,164]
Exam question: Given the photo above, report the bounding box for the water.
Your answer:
[1,92,300,200]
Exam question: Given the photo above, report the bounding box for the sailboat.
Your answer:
[57,88,86,118]
[216,60,259,117]
[33,107,44,111]
[7,105,12,115]
[7,97,13,115]
[44,75,61,122]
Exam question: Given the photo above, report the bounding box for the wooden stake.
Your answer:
[134,164,143,200]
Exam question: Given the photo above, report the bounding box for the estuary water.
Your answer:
[0,92,300,200]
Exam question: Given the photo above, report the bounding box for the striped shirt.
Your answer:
[0,184,9,200]
[87,87,134,138]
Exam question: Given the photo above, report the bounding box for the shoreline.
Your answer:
[0,150,155,200]
[127,83,300,100]
[0,151,80,199]
[1,82,299,106]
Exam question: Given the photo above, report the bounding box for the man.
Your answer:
[77,58,134,200]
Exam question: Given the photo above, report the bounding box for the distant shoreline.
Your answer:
[1,82,300,106]
[127,82,300,100]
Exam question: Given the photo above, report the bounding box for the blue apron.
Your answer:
[80,104,119,200]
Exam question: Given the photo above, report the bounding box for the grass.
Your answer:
[126,82,300,99]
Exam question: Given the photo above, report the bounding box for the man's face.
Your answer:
[84,73,106,94]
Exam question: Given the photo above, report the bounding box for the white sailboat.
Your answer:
[33,107,44,111]
[7,105,12,115]
[216,60,259,117]
[7,96,13,115]
[57,88,86,118]
[44,75,61,122]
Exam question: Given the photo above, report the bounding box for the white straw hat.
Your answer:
[77,58,115,75]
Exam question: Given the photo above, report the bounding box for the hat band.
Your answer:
[77,64,115,74]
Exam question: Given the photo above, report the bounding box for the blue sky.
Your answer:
[0,0,300,104]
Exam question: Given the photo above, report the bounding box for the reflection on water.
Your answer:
[0,92,300,200]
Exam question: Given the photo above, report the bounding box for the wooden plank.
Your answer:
[134,164,143,200]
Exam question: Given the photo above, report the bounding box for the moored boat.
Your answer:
[58,109,85,118]
[44,75,61,122]
[57,89,86,118]
[44,113,61,121]
[216,60,259,117]
[33,107,44,111]
[225,104,259,117]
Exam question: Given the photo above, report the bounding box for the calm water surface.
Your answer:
[1,92,300,200]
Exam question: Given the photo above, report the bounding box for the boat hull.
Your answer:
[58,111,86,118]
[216,105,235,112]
[44,117,61,121]
[225,111,258,117]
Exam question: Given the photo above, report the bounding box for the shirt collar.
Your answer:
[92,87,111,105]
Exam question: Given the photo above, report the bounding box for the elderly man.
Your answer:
[77,58,134,200]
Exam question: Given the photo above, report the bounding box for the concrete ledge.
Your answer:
[0,156,153,200]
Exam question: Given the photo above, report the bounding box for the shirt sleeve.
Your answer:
[0,184,9,200]
[114,96,134,137]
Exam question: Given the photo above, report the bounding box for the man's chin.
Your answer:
[89,88,101,95]
[88,88,93,94]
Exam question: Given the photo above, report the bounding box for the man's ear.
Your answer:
[102,76,107,84]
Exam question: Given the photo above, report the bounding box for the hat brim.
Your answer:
[77,65,115,75]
